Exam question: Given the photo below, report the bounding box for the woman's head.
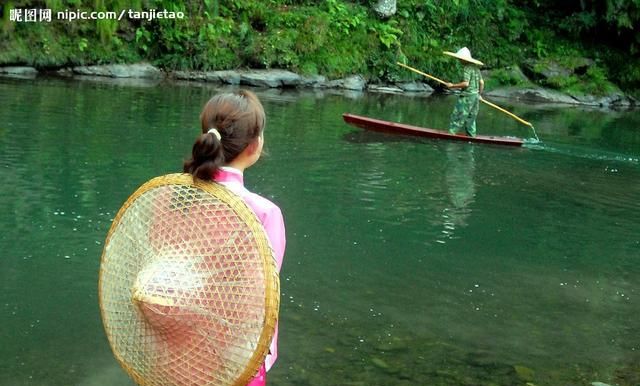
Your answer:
[183,90,266,180]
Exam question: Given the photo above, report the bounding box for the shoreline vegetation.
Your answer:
[1,1,639,108]
[1,63,636,109]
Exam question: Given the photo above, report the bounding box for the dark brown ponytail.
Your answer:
[183,90,266,180]
[183,130,225,180]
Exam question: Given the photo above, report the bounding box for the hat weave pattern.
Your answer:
[99,173,279,386]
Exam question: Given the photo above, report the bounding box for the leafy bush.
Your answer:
[0,0,638,93]
[490,67,530,87]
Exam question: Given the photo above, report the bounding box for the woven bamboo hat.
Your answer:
[99,173,279,386]
[443,47,484,66]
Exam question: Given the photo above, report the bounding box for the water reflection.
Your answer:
[1,78,639,386]
[438,143,476,242]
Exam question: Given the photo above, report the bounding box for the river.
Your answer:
[0,76,638,386]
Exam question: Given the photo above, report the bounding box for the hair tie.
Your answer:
[207,128,221,141]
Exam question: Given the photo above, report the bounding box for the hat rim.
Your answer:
[443,50,484,66]
[99,173,279,386]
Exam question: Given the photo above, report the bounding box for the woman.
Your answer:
[184,90,286,386]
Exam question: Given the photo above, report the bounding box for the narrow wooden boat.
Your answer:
[343,113,524,147]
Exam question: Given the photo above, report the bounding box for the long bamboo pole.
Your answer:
[396,62,448,86]
[396,62,538,137]
[477,97,533,127]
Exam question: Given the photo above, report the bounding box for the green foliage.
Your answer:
[1,0,639,93]
[540,64,618,96]
[524,0,640,53]
[489,67,529,87]
[256,29,300,69]
[77,37,88,52]
[369,20,402,49]
[577,66,619,96]
[326,0,364,36]
[545,74,580,90]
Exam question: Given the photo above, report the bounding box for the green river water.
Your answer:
[0,76,638,386]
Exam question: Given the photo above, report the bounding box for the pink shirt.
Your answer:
[213,167,285,371]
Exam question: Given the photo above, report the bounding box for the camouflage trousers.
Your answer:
[449,93,480,137]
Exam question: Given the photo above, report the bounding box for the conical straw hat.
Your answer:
[99,173,279,386]
[443,47,484,66]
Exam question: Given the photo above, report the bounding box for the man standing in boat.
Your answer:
[444,47,484,137]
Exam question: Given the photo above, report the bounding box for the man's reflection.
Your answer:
[438,143,476,241]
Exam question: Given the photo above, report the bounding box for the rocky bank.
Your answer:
[0,63,636,108]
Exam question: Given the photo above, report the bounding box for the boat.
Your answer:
[343,113,524,147]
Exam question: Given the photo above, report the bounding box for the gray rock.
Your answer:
[374,0,396,18]
[488,86,636,108]
[276,70,303,87]
[0,66,38,75]
[301,75,327,87]
[56,68,74,76]
[487,87,579,104]
[342,75,366,91]
[240,69,302,88]
[522,59,572,80]
[173,70,207,81]
[569,93,609,105]
[522,57,595,84]
[73,66,104,76]
[612,95,636,107]
[73,63,162,78]
[397,81,434,93]
[484,66,530,86]
[326,79,344,88]
[206,70,240,85]
[64,75,162,87]
[569,90,633,107]
[368,84,404,94]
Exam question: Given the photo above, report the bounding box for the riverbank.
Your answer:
[3,1,639,107]
[1,63,636,109]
